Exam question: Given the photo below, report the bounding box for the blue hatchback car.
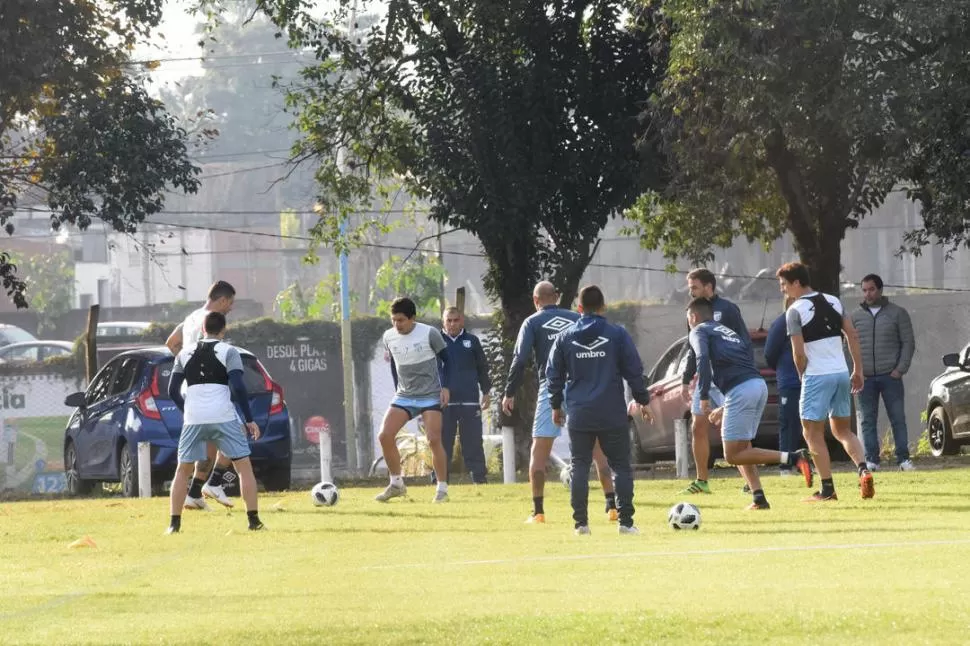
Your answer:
[62,347,292,497]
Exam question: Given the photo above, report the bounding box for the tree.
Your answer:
[627,0,969,294]
[6,252,75,334]
[371,253,447,318]
[1,0,200,308]
[213,0,668,432]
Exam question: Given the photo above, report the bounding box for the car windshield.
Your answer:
[0,327,36,345]
[157,354,270,397]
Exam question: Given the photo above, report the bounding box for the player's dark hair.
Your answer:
[579,285,606,312]
[861,273,883,290]
[207,280,236,302]
[687,268,716,290]
[686,297,714,321]
[390,297,417,319]
[776,262,811,288]
[203,311,227,335]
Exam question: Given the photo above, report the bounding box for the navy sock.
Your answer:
[207,467,227,486]
[857,462,869,476]
[169,515,181,531]
[821,478,835,497]
[605,492,617,511]
[187,478,204,499]
[533,497,544,515]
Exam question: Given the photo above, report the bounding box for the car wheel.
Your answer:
[929,407,959,457]
[118,443,137,498]
[260,461,292,492]
[64,441,94,496]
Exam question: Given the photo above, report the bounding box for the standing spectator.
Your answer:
[434,307,492,484]
[850,274,916,471]
[764,295,804,475]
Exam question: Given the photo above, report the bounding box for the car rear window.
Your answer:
[157,354,269,396]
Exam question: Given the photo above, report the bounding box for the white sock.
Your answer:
[780,451,789,465]
[436,481,448,493]
[390,474,404,488]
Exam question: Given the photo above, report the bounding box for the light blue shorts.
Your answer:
[533,386,564,439]
[721,378,768,442]
[800,372,851,421]
[178,420,251,463]
[391,396,442,420]
[692,383,724,416]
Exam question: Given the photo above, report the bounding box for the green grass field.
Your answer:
[2,468,970,645]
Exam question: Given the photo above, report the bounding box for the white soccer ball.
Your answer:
[311,481,339,507]
[668,501,701,530]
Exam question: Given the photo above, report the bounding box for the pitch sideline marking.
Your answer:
[361,537,970,571]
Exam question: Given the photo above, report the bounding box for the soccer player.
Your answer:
[501,281,619,524]
[547,285,652,535]
[687,297,814,510]
[165,280,237,510]
[375,297,453,503]
[435,307,491,484]
[166,312,263,533]
[679,268,750,495]
[776,262,874,501]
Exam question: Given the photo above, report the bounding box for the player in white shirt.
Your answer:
[776,262,874,502]
[166,311,263,533]
[165,281,237,510]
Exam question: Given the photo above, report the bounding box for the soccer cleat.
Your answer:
[164,526,180,535]
[860,471,875,499]
[745,500,771,510]
[899,460,916,472]
[248,521,266,531]
[374,483,407,502]
[574,525,591,535]
[618,525,640,535]
[184,496,211,511]
[792,449,814,488]
[741,483,751,494]
[607,508,619,522]
[679,480,712,495]
[202,483,234,508]
[525,513,546,524]
[432,490,449,503]
[804,491,838,502]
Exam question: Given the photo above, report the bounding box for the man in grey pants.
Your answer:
[850,274,916,471]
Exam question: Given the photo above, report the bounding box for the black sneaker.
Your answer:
[249,521,265,531]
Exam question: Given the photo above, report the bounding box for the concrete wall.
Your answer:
[622,292,970,451]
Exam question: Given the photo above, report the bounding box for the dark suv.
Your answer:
[925,345,970,457]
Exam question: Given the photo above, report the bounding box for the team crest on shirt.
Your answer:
[713,311,722,322]
[462,340,472,348]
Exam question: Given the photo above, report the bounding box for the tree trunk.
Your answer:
[790,226,843,296]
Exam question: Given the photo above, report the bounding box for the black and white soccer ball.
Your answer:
[311,481,339,507]
[668,501,701,530]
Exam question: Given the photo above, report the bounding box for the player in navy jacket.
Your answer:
[687,297,812,510]
[546,285,652,535]
[434,307,492,484]
[501,281,619,524]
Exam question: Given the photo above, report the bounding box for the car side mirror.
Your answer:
[65,392,87,408]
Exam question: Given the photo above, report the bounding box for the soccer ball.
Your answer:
[560,465,572,489]
[311,481,339,507]
[668,501,701,530]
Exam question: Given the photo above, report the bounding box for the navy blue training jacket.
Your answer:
[682,295,750,385]
[545,314,650,432]
[441,329,492,404]
[688,320,761,399]
[504,305,581,396]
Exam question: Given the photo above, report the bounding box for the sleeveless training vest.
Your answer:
[799,294,843,343]
[183,341,229,386]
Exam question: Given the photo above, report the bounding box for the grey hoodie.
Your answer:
[849,297,915,377]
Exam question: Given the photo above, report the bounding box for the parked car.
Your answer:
[0,340,74,364]
[96,321,153,337]
[0,323,37,348]
[925,346,970,457]
[62,346,291,497]
[628,329,852,465]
